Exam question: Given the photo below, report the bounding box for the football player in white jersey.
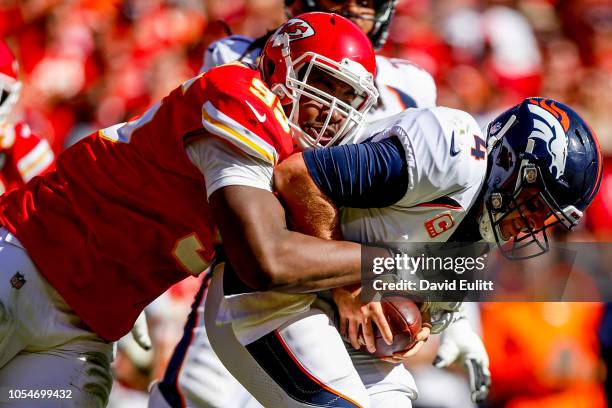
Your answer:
[148,2,438,407]
[201,98,601,407]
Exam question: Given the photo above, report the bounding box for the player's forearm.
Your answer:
[253,230,394,293]
[210,184,378,292]
[285,198,342,241]
[227,228,365,292]
[274,153,342,240]
[260,230,363,292]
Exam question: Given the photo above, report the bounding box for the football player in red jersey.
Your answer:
[0,40,54,195]
[0,13,386,407]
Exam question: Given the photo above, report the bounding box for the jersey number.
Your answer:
[471,135,486,160]
[172,233,210,276]
[249,78,291,134]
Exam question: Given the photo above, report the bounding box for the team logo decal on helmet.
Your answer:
[489,121,502,135]
[281,18,315,41]
[526,99,569,179]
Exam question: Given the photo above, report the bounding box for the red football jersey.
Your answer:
[0,63,294,341]
[0,122,55,195]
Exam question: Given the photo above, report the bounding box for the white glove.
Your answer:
[433,316,491,402]
[130,311,152,351]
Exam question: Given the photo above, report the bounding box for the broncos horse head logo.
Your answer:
[526,100,570,179]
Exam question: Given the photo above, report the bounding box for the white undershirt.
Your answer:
[185,137,274,199]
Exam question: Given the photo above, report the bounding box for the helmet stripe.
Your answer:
[529,99,570,132]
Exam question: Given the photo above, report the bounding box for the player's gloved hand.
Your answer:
[131,311,152,351]
[332,284,393,353]
[433,317,491,402]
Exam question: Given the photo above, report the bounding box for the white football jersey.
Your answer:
[365,57,437,122]
[342,107,487,244]
[200,35,437,120]
[218,107,488,344]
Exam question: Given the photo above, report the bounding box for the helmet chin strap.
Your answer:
[478,210,508,244]
[478,212,495,243]
[288,121,315,150]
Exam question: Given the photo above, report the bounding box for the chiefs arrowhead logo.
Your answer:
[282,18,315,42]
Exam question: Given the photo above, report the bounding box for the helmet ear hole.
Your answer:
[265,59,275,79]
[497,145,514,171]
[295,64,309,80]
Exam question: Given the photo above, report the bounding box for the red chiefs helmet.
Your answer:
[0,40,21,124]
[259,12,378,148]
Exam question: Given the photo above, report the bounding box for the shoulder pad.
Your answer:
[375,56,437,108]
[200,65,294,164]
[201,35,258,74]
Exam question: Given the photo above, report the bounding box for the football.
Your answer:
[369,296,422,358]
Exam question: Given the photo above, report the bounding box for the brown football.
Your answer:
[369,296,422,358]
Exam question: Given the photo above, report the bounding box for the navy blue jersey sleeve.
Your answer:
[302,137,408,208]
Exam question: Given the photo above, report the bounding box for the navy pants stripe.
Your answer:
[245,330,363,408]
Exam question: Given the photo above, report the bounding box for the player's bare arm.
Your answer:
[209,184,390,293]
[273,152,341,240]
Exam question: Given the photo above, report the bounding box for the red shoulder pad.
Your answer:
[199,64,295,164]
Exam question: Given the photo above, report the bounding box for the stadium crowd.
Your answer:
[1,0,610,407]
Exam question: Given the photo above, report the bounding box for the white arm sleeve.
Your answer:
[186,137,273,199]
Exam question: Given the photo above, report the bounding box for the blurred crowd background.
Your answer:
[1,0,611,407]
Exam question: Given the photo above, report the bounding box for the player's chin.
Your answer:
[319,128,336,146]
[498,219,522,241]
[319,135,335,146]
[305,126,338,146]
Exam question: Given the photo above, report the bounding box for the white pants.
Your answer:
[200,264,417,408]
[0,228,113,407]
[148,277,257,408]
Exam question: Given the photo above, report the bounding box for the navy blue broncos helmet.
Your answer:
[480,97,603,259]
